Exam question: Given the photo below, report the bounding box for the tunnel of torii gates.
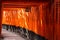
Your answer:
[0,0,60,40]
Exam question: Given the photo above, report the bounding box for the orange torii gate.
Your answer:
[1,0,60,40]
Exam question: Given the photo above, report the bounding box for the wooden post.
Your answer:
[0,0,2,36]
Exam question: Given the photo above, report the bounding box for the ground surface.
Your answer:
[1,29,25,40]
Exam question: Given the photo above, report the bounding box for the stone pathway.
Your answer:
[1,29,25,40]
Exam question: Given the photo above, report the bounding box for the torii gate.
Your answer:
[0,0,50,36]
[0,0,55,40]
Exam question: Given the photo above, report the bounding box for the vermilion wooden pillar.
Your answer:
[0,0,2,36]
[54,0,60,40]
[41,2,54,40]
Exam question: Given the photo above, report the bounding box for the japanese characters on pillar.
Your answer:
[0,0,2,35]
